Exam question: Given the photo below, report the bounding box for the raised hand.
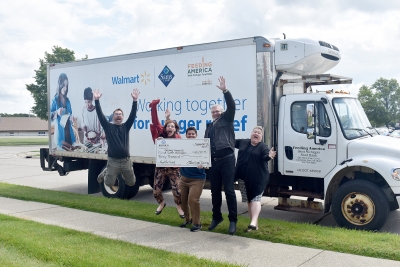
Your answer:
[131,88,140,101]
[269,147,276,159]
[165,108,171,120]
[93,89,102,100]
[216,76,226,91]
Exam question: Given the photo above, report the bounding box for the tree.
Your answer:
[358,78,400,127]
[26,46,87,120]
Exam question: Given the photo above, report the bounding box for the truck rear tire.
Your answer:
[99,168,131,199]
[332,179,389,230]
[126,182,140,199]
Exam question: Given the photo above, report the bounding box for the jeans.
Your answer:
[208,154,237,222]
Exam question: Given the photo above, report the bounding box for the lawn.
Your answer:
[0,182,400,261]
[0,214,239,267]
[0,137,48,146]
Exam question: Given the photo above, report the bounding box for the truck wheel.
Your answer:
[99,168,131,199]
[332,179,389,230]
[126,182,140,199]
[133,163,155,189]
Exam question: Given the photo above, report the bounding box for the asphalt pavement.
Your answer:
[1,145,400,266]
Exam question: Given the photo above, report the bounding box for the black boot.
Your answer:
[228,221,236,235]
[208,218,224,231]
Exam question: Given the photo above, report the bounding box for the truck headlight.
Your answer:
[391,168,400,181]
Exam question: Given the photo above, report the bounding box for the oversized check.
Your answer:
[155,138,211,167]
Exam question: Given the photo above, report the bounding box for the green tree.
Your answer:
[358,78,400,127]
[26,46,87,120]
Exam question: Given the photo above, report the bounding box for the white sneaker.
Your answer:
[97,168,106,183]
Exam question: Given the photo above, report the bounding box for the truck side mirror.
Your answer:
[307,104,314,127]
[306,103,315,139]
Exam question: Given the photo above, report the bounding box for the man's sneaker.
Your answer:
[208,218,224,231]
[180,219,192,228]
[190,224,202,232]
[110,185,118,192]
[97,168,106,183]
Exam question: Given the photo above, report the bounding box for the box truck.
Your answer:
[40,36,400,230]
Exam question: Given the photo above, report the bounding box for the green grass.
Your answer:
[0,214,239,267]
[1,182,400,261]
[0,137,48,146]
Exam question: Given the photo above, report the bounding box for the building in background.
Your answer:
[0,117,48,136]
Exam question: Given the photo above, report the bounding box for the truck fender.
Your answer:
[324,156,397,213]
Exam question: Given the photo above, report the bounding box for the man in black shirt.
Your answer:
[94,88,140,189]
[204,76,237,235]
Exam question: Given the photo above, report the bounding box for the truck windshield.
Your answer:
[332,97,373,139]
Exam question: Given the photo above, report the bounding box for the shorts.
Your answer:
[250,194,262,202]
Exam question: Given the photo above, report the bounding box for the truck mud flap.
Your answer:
[40,148,57,171]
[39,148,73,176]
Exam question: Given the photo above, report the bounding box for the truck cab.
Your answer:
[270,77,400,230]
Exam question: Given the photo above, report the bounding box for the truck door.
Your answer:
[283,96,337,178]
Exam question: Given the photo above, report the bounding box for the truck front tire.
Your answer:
[332,179,389,230]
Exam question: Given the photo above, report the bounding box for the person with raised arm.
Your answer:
[204,76,238,235]
[149,100,185,218]
[94,88,140,190]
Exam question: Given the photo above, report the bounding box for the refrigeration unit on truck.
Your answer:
[40,36,400,230]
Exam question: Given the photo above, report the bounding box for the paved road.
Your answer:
[1,145,400,234]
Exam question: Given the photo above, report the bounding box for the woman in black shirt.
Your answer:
[235,126,276,231]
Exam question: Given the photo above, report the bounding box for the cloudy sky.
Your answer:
[1,0,400,114]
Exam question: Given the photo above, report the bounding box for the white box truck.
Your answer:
[40,36,400,230]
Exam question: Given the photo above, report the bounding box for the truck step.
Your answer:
[274,197,323,214]
[277,189,323,199]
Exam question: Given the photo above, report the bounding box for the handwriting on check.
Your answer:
[156,139,211,167]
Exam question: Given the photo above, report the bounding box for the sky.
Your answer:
[1,0,400,114]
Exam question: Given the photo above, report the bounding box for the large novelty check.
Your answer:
[155,138,211,167]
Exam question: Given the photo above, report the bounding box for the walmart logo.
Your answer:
[141,71,150,85]
[158,66,175,87]
[111,74,140,85]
